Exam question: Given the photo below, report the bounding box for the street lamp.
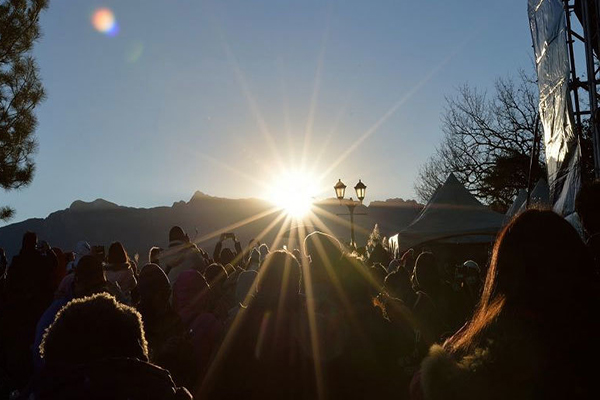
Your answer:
[334,179,367,248]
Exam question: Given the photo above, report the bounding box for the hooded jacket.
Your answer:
[416,334,598,400]
[160,241,202,285]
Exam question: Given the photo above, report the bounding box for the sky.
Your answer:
[2,0,535,225]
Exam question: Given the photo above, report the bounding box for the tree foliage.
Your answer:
[414,71,546,212]
[0,0,48,220]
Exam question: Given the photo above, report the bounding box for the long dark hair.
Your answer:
[444,209,600,357]
[107,241,129,265]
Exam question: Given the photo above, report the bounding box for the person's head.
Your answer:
[333,253,376,305]
[303,231,343,295]
[445,209,599,356]
[388,259,401,273]
[576,179,600,236]
[412,252,439,293]
[21,231,38,252]
[169,226,188,243]
[220,247,235,266]
[303,231,342,262]
[40,293,148,367]
[74,255,108,297]
[258,243,270,262]
[107,241,128,265]
[256,250,301,309]
[401,248,416,273]
[204,263,228,289]
[462,260,481,287]
[149,246,162,265]
[384,267,415,304]
[368,242,390,266]
[138,263,171,306]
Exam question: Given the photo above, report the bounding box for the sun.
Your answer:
[267,169,319,219]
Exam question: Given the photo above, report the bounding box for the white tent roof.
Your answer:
[527,178,550,207]
[505,189,527,220]
[399,174,504,249]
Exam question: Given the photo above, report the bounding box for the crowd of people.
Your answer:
[0,180,599,399]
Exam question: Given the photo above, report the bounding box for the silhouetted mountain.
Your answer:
[0,194,422,260]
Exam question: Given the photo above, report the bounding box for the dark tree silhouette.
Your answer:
[414,71,545,212]
[0,0,48,220]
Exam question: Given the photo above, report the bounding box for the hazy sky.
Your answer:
[2,0,534,225]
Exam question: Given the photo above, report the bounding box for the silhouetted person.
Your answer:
[1,232,57,394]
[385,267,418,307]
[0,247,7,278]
[32,293,191,399]
[410,252,449,344]
[246,247,260,271]
[413,210,600,400]
[161,226,204,283]
[66,240,91,273]
[137,263,195,388]
[104,241,137,303]
[32,255,123,373]
[311,253,413,399]
[452,260,482,312]
[213,233,243,267]
[369,242,391,267]
[369,262,388,294]
[172,270,222,390]
[303,231,343,300]
[50,247,67,291]
[204,250,308,400]
[401,248,416,274]
[388,258,401,273]
[576,179,600,272]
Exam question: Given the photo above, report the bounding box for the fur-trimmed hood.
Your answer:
[419,344,504,400]
[418,338,596,400]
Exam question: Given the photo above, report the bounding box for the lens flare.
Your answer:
[91,8,119,37]
[127,41,144,63]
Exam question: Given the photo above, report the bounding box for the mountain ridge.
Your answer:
[0,192,423,259]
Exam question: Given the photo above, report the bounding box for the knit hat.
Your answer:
[169,226,187,243]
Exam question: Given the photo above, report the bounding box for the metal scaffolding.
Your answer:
[564,0,600,179]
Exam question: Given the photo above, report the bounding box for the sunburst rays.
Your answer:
[192,12,466,398]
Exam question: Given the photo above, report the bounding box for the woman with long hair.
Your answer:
[414,209,600,400]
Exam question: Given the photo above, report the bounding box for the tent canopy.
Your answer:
[398,174,504,250]
[505,189,527,220]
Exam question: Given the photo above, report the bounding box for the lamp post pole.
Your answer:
[347,200,357,246]
[334,179,367,248]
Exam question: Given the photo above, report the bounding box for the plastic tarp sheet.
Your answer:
[528,0,581,215]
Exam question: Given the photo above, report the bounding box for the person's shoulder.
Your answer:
[420,342,506,400]
[420,345,474,400]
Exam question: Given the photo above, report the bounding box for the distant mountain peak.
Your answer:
[189,190,211,202]
[69,198,120,211]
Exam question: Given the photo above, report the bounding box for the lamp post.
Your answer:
[334,179,367,248]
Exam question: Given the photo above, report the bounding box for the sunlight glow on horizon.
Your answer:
[266,169,321,219]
